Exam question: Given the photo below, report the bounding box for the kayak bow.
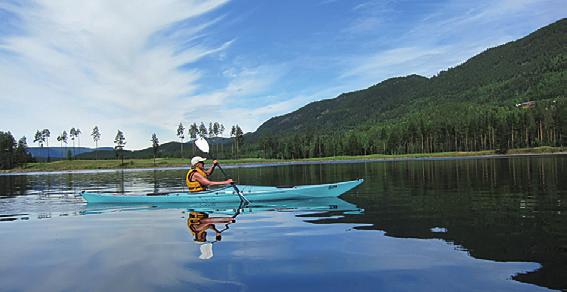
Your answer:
[81,179,364,204]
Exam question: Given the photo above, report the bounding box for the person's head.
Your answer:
[191,156,207,169]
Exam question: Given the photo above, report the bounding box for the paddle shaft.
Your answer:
[215,163,249,203]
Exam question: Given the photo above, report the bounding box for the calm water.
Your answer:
[1,156,566,291]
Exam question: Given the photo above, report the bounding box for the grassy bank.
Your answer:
[4,146,566,173]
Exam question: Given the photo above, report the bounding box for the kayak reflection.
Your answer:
[181,197,363,260]
[83,197,363,216]
[82,197,363,259]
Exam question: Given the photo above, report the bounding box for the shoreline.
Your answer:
[2,147,566,176]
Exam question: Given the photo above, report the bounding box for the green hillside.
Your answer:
[253,74,429,136]
[247,18,567,158]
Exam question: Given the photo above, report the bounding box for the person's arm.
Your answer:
[193,172,233,187]
[205,160,219,176]
[202,217,235,224]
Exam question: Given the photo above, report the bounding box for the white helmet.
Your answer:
[199,242,213,260]
[191,156,207,166]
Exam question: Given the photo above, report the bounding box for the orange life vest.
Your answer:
[187,212,209,242]
[186,167,208,192]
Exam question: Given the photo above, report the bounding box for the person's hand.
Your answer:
[225,178,234,184]
[213,160,219,166]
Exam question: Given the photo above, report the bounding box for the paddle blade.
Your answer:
[195,137,210,153]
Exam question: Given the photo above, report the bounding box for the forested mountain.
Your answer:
[253,75,430,136]
[248,18,567,158]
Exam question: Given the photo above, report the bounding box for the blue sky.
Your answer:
[0,0,565,149]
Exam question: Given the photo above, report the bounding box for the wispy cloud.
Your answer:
[183,62,290,133]
[0,0,229,148]
[341,0,396,35]
[341,46,447,80]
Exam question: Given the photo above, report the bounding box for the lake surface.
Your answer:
[1,156,566,291]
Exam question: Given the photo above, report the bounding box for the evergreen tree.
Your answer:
[230,125,236,158]
[219,123,225,157]
[198,122,208,138]
[41,129,51,162]
[151,133,159,166]
[75,128,82,153]
[56,131,68,159]
[70,128,77,158]
[177,122,185,158]
[91,126,101,160]
[114,130,126,165]
[208,122,214,138]
[0,131,16,169]
[15,136,32,166]
[33,130,44,147]
[189,123,198,155]
[234,125,243,159]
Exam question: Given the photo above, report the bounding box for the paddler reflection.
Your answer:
[187,211,236,260]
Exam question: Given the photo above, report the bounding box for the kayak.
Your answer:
[81,179,364,204]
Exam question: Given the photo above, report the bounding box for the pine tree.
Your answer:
[91,126,101,160]
[151,133,159,166]
[114,130,126,165]
[177,122,185,158]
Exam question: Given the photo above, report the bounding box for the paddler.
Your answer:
[186,156,233,192]
[187,211,235,242]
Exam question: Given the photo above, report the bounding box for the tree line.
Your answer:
[175,122,243,158]
[31,126,100,161]
[255,98,567,159]
[0,132,33,169]
[0,121,245,168]
[5,97,566,167]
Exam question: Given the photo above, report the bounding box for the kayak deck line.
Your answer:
[81,179,364,204]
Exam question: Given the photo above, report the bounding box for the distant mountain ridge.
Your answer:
[250,18,567,140]
[28,147,113,159]
[75,137,232,159]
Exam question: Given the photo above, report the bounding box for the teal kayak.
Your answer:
[81,179,364,204]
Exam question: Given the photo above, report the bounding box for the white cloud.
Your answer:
[181,63,291,133]
[341,46,448,80]
[343,17,383,34]
[0,0,229,149]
